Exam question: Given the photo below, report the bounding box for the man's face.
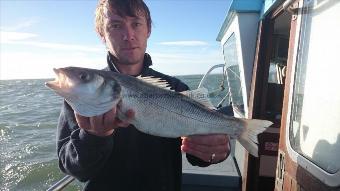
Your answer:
[102,6,150,66]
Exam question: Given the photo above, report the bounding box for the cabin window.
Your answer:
[223,33,245,115]
[289,0,340,174]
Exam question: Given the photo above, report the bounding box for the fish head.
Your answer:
[46,67,121,117]
[46,67,103,96]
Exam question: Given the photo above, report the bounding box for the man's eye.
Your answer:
[134,23,142,27]
[108,24,121,30]
[112,24,121,28]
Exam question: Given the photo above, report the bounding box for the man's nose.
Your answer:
[122,26,135,41]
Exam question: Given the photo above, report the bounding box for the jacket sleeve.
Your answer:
[57,101,114,182]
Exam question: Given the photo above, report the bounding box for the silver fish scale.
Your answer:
[118,78,243,138]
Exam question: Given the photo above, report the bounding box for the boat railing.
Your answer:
[46,175,75,191]
[198,64,225,88]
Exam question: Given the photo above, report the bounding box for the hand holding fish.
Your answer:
[75,107,135,137]
[181,135,231,163]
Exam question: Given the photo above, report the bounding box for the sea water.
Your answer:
[0,74,229,191]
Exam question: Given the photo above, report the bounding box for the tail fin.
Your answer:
[237,119,273,157]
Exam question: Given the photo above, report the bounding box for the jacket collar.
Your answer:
[107,52,152,74]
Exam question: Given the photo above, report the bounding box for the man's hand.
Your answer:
[75,107,135,137]
[181,134,230,163]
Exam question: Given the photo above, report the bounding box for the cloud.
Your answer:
[158,41,209,46]
[0,48,225,79]
[1,18,39,31]
[0,51,107,80]
[1,31,103,52]
[0,31,104,79]
[0,32,224,79]
[9,41,103,52]
[150,49,224,75]
[152,51,223,65]
[1,31,38,42]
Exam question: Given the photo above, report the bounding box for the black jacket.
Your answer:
[57,53,210,191]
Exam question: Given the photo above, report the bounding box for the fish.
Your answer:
[46,67,272,157]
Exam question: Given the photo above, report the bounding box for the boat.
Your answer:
[48,0,340,190]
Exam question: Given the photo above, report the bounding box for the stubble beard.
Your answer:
[118,52,144,66]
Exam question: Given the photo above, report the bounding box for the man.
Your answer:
[57,0,230,190]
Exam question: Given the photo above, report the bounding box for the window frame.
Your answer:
[285,0,340,187]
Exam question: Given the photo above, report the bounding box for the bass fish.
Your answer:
[46,67,272,157]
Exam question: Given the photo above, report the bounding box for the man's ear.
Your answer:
[147,27,151,38]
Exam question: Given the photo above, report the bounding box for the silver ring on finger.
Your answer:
[209,153,216,163]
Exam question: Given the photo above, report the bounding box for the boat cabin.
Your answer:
[185,0,339,190]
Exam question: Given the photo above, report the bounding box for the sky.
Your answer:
[0,0,231,80]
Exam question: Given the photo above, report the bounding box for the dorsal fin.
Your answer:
[181,88,216,110]
[137,76,215,109]
[137,75,171,90]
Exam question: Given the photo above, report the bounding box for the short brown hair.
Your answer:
[95,0,152,37]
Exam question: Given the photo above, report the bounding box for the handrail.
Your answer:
[283,0,297,14]
[198,64,225,88]
[46,175,75,191]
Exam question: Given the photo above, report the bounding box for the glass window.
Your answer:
[289,0,340,174]
[223,33,245,115]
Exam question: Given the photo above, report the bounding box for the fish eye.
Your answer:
[79,72,89,81]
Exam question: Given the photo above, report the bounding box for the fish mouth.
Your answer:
[45,68,68,90]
